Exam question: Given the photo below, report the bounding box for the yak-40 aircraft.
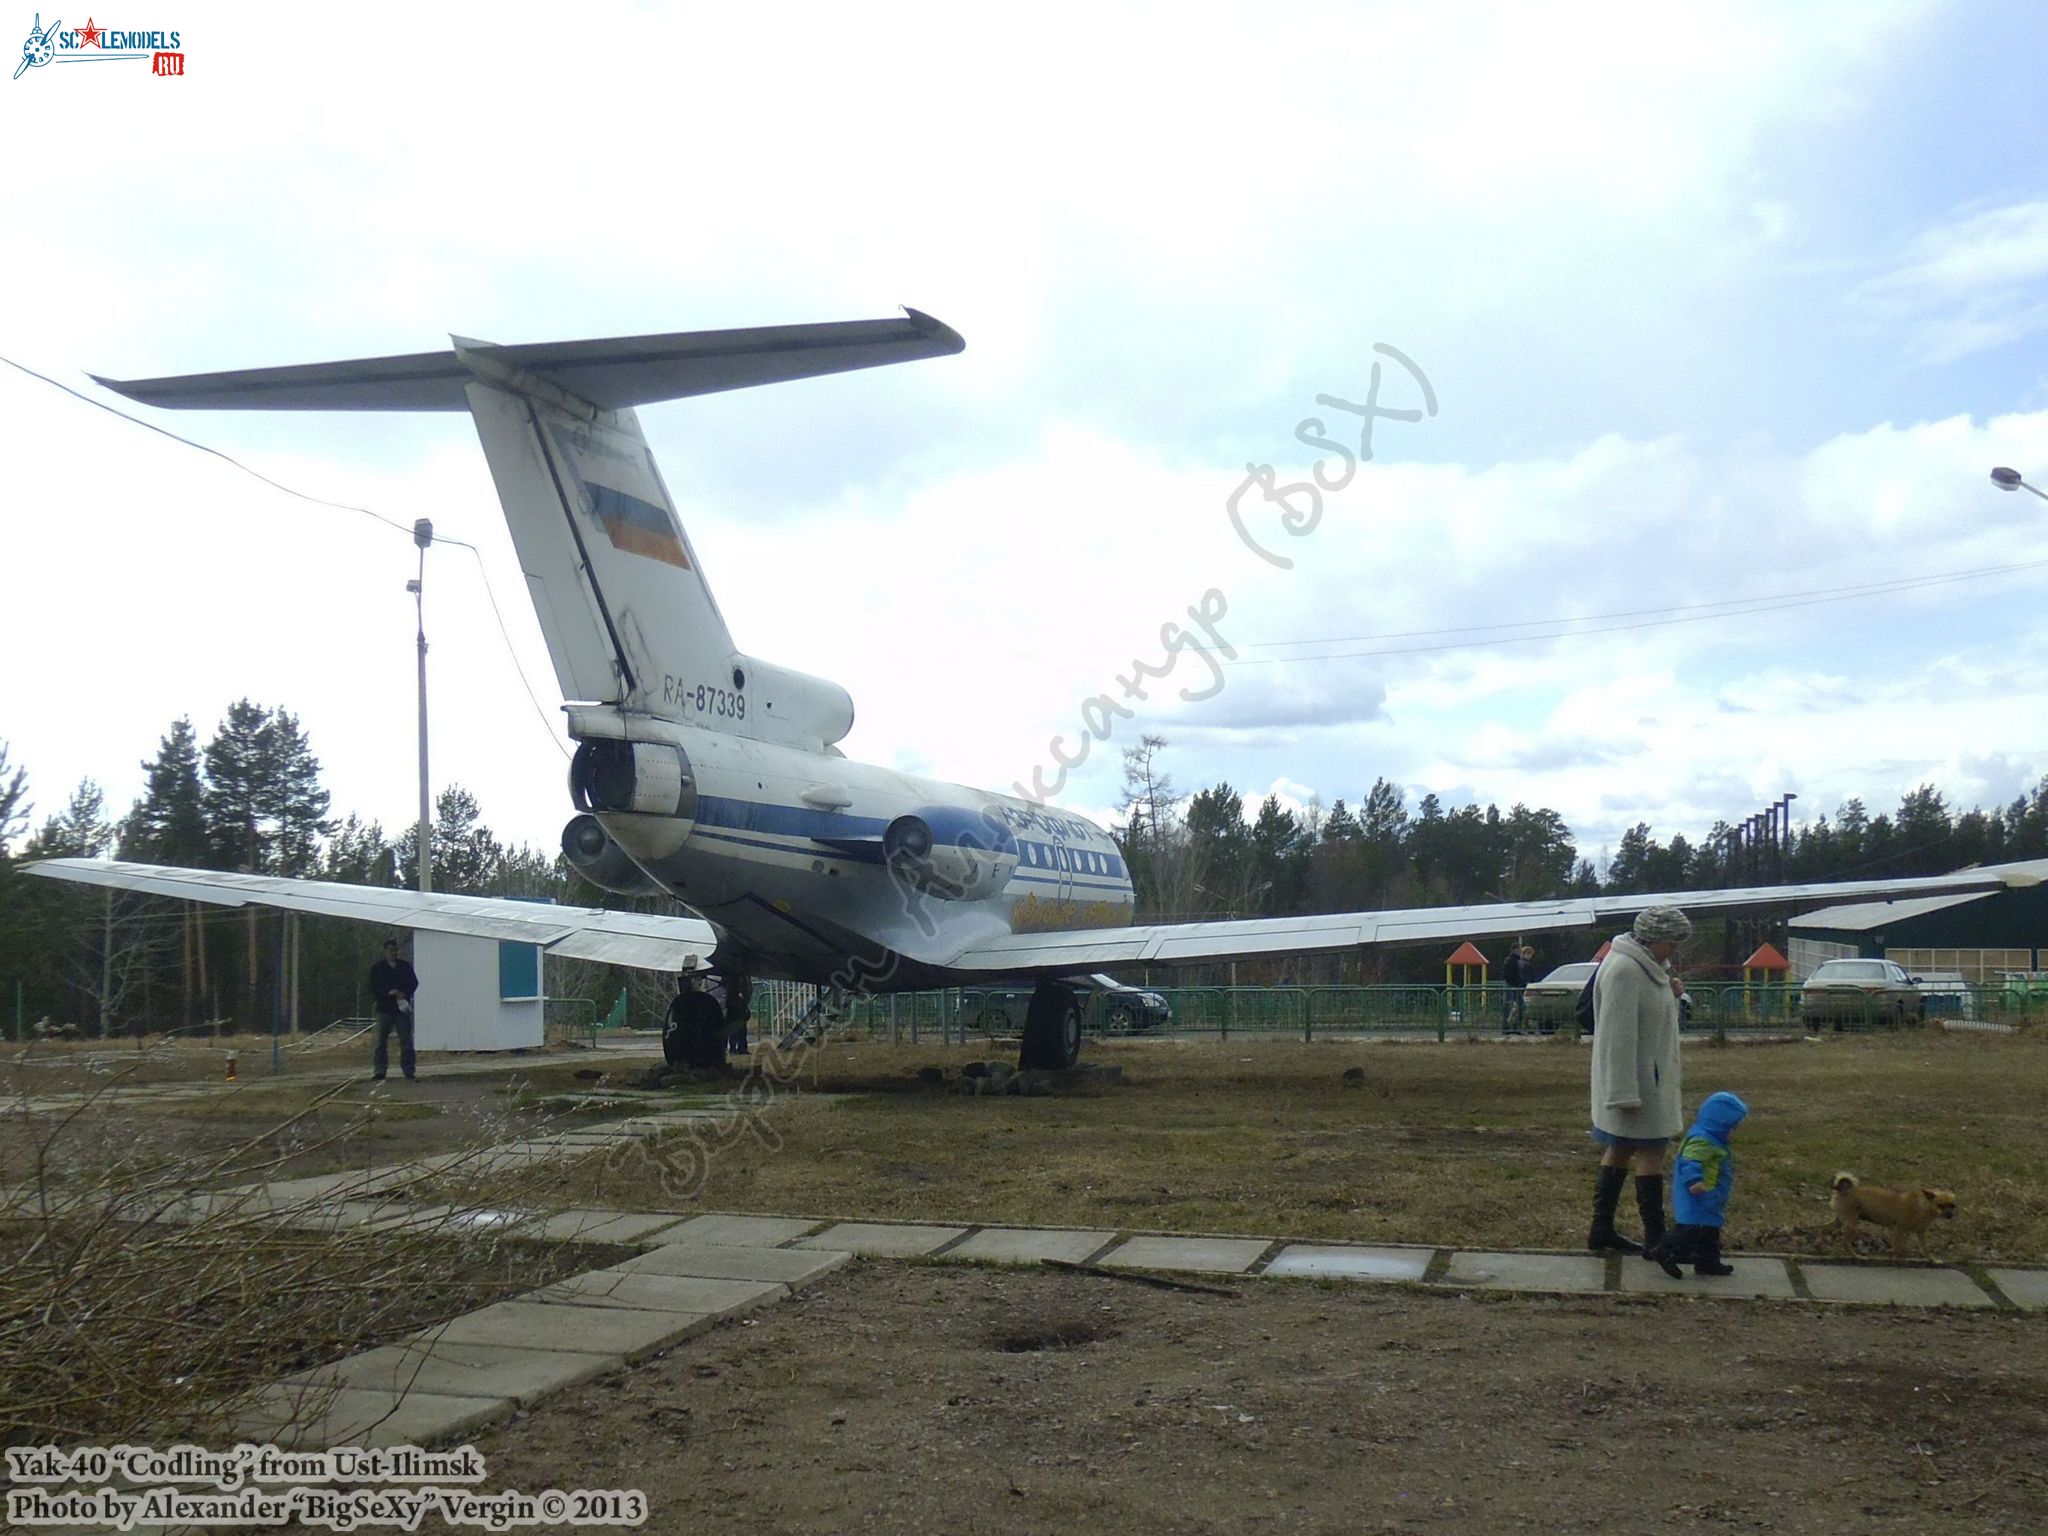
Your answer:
[32,310,2048,1069]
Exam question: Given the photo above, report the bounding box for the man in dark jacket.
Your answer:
[369,937,420,1082]
[1502,944,1535,1032]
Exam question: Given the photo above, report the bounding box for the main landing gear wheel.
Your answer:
[664,991,727,1069]
[1019,981,1083,1071]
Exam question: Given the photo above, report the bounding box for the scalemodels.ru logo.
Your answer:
[14,14,185,78]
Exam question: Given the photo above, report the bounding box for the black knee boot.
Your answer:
[1588,1165,1641,1254]
[1634,1176,1667,1261]
[1651,1224,1694,1279]
[1694,1226,1734,1277]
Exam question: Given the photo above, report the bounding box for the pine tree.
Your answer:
[260,709,332,877]
[202,700,273,875]
[1249,795,1307,913]
[21,780,135,1033]
[1893,784,1952,876]
[198,702,332,1029]
[0,741,30,1038]
[123,718,210,1032]
[1605,822,1655,893]
[1184,784,1252,913]
[322,815,396,885]
[0,739,28,858]
[124,718,209,863]
[400,785,504,895]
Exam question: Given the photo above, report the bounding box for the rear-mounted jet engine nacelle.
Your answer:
[561,814,667,897]
[569,738,699,820]
[881,811,1018,901]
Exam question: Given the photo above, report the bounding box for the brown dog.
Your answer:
[1831,1172,1957,1257]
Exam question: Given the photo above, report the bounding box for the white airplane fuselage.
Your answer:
[567,714,1136,988]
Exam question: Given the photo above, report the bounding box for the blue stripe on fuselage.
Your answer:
[684,796,1126,880]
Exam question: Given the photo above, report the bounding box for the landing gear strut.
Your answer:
[1020,981,1083,1071]
[662,990,726,1069]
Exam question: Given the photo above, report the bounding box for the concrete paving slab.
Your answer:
[359,1204,473,1234]
[514,1209,687,1245]
[419,1207,533,1235]
[483,1142,588,1159]
[266,1199,438,1233]
[619,1243,852,1285]
[414,1299,713,1363]
[284,1339,620,1406]
[1618,1256,1797,1300]
[529,1268,788,1318]
[1263,1244,1433,1282]
[1442,1252,1609,1293]
[1800,1264,1994,1308]
[660,1213,823,1246]
[795,1221,967,1258]
[228,1382,511,1450]
[258,1171,395,1203]
[539,1132,638,1147]
[1986,1268,2048,1309]
[1097,1235,1270,1274]
[944,1228,1118,1266]
[149,1191,265,1225]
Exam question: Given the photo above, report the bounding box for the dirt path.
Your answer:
[470,1261,2048,1534]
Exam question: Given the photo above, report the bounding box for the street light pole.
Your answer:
[1991,466,2048,502]
[409,518,434,894]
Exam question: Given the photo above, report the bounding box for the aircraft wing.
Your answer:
[943,860,2048,974]
[26,859,716,972]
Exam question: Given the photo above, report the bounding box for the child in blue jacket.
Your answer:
[1651,1090,1749,1278]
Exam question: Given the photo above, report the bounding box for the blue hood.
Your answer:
[1690,1090,1748,1143]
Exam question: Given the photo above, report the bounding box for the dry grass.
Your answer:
[482,1030,2048,1263]
[0,1052,613,1447]
[0,1219,617,1447]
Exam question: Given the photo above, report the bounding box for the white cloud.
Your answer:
[1851,200,2048,363]
[11,0,2042,885]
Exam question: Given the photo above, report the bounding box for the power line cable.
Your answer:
[2,351,570,761]
[1227,558,2048,666]
[1236,559,2048,652]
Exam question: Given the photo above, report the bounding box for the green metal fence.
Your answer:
[815,979,2047,1045]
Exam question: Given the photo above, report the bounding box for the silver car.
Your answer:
[1522,960,1599,1034]
[1800,958,1926,1029]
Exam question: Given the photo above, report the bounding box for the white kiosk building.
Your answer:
[411,931,545,1051]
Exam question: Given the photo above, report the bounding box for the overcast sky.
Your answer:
[6,2,2048,875]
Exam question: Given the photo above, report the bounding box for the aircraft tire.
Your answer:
[1019,983,1083,1071]
[663,992,728,1070]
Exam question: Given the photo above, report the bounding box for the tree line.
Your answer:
[0,707,630,1038]
[1112,736,2048,983]
[4,718,2044,1030]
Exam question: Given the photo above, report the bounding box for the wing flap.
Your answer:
[28,859,714,972]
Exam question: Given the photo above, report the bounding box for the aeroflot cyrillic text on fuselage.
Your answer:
[992,804,1111,845]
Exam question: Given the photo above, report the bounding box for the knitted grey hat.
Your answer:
[1632,905,1692,943]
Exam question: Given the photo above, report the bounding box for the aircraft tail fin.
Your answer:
[92,311,964,746]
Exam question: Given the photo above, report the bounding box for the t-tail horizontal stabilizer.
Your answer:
[90,310,965,412]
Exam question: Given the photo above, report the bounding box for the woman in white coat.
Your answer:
[1587,906,1692,1255]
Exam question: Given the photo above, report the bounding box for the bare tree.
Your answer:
[1114,736,1207,920]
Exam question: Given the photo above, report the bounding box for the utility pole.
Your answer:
[410,518,434,894]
